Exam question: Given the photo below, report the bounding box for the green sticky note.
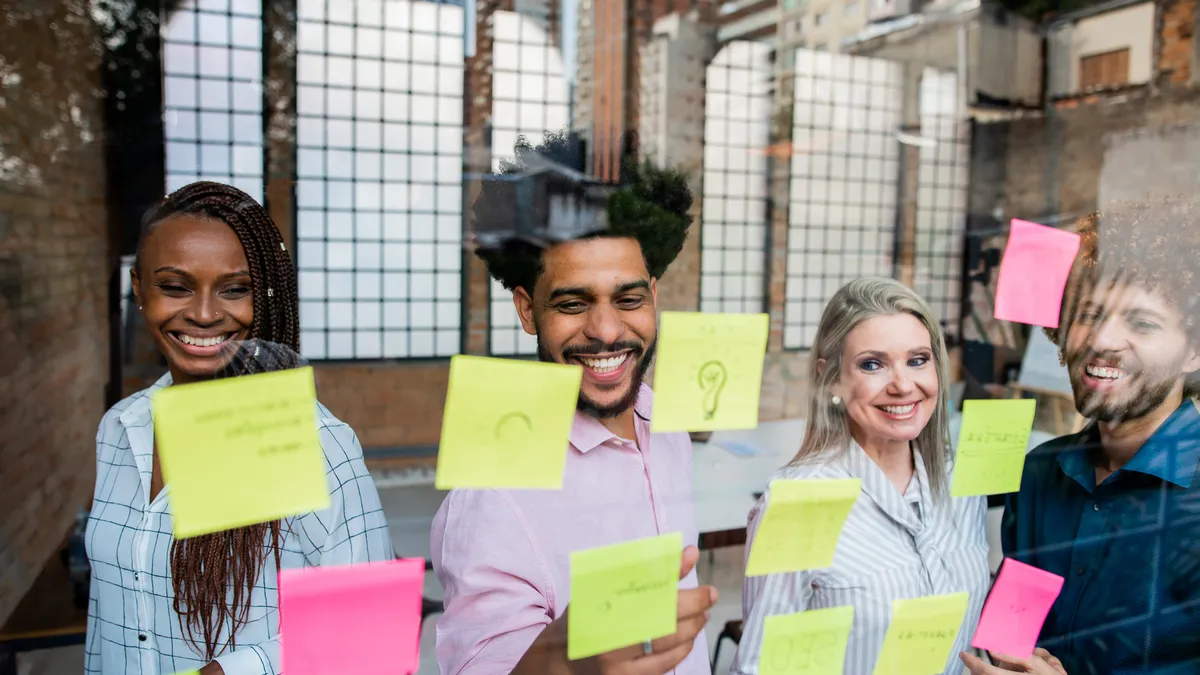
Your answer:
[761,605,855,675]
[951,399,1037,497]
[436,355,582,490]
[873,592,970,675]
[568,533,683,660]
[651,311,769,432]
[152,367,330,539]
[746,479,861,576]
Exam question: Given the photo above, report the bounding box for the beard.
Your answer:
[1067,348,1185,423]
[537,335,657,419]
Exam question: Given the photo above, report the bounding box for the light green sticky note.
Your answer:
[435,355,582,490]
[761,605,856,675]
[568,533,683,660]
[746,479,861,576]
[873,592,970,675]
[152,367,331,539]
[951,399,1037,497]
[651,311,769,432]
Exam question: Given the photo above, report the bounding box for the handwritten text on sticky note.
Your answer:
[762,605,855,675]
[994,218,1082,328]
[436,355,582,490]
[951,399,1037,497]
[746,479,861,576]
[281,558,425,675]
[874,592,970,675]
[569,533,683,660]
[972,559,1064,659]
[152,366,330,539]
[651,312,769,432]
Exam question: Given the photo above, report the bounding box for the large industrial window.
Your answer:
[488,9,568,357]
[162,0,265,202]
[784,49,901,349]
[700,41,771,314]
[294,0,465,360]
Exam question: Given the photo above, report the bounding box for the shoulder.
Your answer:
[748,459,851,522]
[97,380,162,440]
[1020,432,1078,482]
[313,401,366,464]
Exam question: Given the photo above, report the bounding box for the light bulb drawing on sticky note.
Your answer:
[698,360,727,420]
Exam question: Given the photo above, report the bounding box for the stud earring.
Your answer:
[831,395,842,406]
[137,305,142,311]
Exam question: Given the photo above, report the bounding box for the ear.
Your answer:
[513,286,536,336]
[1182,344,1200,378]
[816,358,827,378]
[131,266,143,308]
[650,277,658,306]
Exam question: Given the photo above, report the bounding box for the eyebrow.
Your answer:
[153,266,251,280]
[547,279,650,301]
[852,347,932,359]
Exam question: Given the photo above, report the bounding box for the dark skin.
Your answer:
[131,214,254,675]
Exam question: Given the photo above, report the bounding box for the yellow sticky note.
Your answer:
[951,399,1037,497]
[761,605,855,675]
[436,355,582,490]
[746,479,861,576]
[152,366,330,539]
[651,311,769,432]
[568,533,683,660]
[873,592,970,675]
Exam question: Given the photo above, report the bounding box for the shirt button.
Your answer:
[1075,566,1086,576]
[138,634,147,642]
[1092,503,1101,511]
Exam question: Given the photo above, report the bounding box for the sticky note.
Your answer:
[951,399,1037,497]
[994,218,1082,328]
[873,592,970,675]
[651,311,769,432]
[746,479,861,576]
[152,367,330,538]
[761,605,855,675]
[568,532,683,660]
[436,355,582,490]
[281,558,425,675]
[972,559,1064,659]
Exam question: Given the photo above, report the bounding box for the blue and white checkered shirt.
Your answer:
[85,372,394,675]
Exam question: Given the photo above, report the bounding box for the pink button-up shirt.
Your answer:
[431,383,709,675]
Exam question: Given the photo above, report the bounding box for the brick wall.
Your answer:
[0,4,109,623]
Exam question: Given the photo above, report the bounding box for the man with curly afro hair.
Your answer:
[981,198,1200,675]
[430,132,717,675]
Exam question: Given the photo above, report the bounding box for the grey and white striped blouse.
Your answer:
[732,441,991,675]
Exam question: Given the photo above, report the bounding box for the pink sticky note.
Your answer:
[281,558,425,675]
[971,558,1064,659]
[994,219,1081,328]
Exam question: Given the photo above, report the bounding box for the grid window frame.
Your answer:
[783,48,903,350]
[700,40,772,315]
[293,0,467,361]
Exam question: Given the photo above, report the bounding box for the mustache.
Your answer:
[561,340,644,358]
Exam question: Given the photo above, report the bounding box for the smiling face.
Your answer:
[131,215,254,384]
[514,236,658,418]
[1064,280,1200,423]
[830,313,939,449]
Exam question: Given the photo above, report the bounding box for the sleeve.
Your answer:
[1001,460,1035,566]
[730,492,815,675]
[213,421,394,675]
[84,569,102,674]
[431,489,555,675]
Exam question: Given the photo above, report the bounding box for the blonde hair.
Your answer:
[791,277,953,498]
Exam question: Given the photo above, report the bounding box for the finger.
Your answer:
[631,637,694,675]
[1032,649,1066,675]
[991,653,1035,672]
[960,651,999,675]
[676,585,718,619]
[647,610,710,655]
[678,546,699,580]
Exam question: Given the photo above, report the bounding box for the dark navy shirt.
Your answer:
[1002,400,1200,675]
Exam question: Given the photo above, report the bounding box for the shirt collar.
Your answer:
[841,438,926,532]
[1057,400,1200,490]
[118,371,174,430]
[569,383,654,454]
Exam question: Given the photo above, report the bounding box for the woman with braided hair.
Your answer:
[85,181,393,675]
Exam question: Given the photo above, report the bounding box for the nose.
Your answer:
[887,367,915,396]
[182,289,222,326]
[1088,314,1128,354]
[582,303,624,346]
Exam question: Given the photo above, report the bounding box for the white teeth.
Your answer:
[1085,365,1125,380]
[179,334,229,347]
[881,404,915,415]
[580,354,629,373]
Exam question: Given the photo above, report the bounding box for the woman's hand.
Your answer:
[960,648,1066,675]
[198,661,225,675]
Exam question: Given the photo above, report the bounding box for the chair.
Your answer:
[710,620,743,672]
[420,559,445,635]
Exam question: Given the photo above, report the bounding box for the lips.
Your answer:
[570,351,634,384]
[876,401,921,420]
[170,332,235,357]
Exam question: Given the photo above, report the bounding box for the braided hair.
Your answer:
[137,181,299,660]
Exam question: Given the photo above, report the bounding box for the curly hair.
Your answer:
[475,131,693,292]
[1046,197,1200,392]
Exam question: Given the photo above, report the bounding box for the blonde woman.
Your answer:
[731,277,990,675]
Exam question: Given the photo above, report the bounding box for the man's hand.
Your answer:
[960,649,1067,675]
[512,545,718,675]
